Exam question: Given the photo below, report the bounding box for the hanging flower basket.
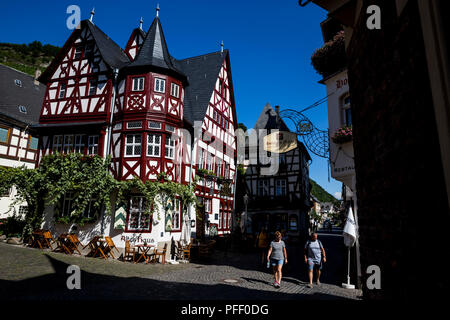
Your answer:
[311,31,347,77]
[331,126,353,144]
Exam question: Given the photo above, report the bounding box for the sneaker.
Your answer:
[316,280,320,286]
[307,283,313,288]
[275,281,280,288]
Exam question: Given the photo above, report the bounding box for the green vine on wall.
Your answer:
[0,153,197,237]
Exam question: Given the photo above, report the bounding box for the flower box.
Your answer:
[331,126,353,144]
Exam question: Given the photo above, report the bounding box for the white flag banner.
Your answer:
[343,207,357,247]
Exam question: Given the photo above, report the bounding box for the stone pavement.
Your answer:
[0,233,362,300]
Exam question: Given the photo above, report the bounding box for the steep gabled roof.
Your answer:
[177,50,228,123]
[39,20,130,83]
[85,20,130,69]
[127,17,185,78]
[254,103,290,131]
[0,64,45,125]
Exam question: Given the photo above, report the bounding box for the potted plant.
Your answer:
[331,126,353,144]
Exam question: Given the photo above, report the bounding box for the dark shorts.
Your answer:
[307,258,322,271]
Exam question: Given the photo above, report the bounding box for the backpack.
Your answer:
[306,239,323,251]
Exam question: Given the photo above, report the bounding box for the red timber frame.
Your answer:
[119,70,184,183]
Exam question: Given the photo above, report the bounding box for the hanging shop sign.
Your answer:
[263,131,297,153]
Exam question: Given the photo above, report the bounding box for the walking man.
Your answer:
[304,233,326,288]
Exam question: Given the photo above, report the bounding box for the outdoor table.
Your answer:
[135,244,156,264]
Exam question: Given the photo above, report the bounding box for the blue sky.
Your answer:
[0,0,342,198]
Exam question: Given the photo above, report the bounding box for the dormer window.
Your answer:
[154,78,165,93]
[88,78,97,96]
[170,83,180,98]
[14,79,22,87]
[74,46,83,59]
[59,83,66,98]
[132,77,145,91]
[18,105,27,114]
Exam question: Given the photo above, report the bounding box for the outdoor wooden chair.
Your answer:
[152,243,167,264]
[183,242,192,261]
[52,233,73,255]
[85,236,102,257]
[30,230,46,249]
[102,236,117,259]
[66,234,82,255]
[124,240,136,263]
[105,236,120,256]
[43,231,55,249]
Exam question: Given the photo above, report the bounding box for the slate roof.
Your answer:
[177,50,227,123]
[127,17,184,77]
[0,64,45,126]
[254,103,290,131]
[85,20,130,69]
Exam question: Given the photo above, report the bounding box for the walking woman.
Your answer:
[267,231,287,288]
[255,227,269,266]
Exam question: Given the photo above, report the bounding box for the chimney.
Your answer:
[34,69,41,86]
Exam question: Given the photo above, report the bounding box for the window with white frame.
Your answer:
[275,179,287,197]
[61,192,74,216]
[53,135,63,152]
[127,196,150,231]
[216,158,222,176]
[258,179,269,197]
[74,135,85,153]
[170,83,180,98]
[224,162,229,178]
[87,135,99,155]
[74,46,83,59]
[132,77,145,91]
[165,135,175,159]
[59,83,66,98]
[147,134,161,157]
[154,78,165,93]
[204,198,211,214]
[127,121,142,129]
[63,135,74,153]
[206,153,213,171]
[125,134,141,157]
[82,197,98,219]
[88,78,97,96]
[148,121,161,129]
[198,148,204,169]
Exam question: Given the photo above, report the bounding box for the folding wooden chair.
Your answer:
[153,243,167,264]
[124,240,136,263]
[30,230,45,249]
[105,236,120,256]
[52,234,73,255]
[43,231,55,249]
[67,234,82,255]
[102,236,117,259]
[85,236,101,257]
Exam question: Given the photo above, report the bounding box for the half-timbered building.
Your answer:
[0,64,44,219]
[35,9,237,248]
[243,103,311,243]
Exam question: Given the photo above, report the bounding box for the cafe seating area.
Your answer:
[26,229,217,264]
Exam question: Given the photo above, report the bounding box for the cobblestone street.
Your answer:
[0,232,362,300]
